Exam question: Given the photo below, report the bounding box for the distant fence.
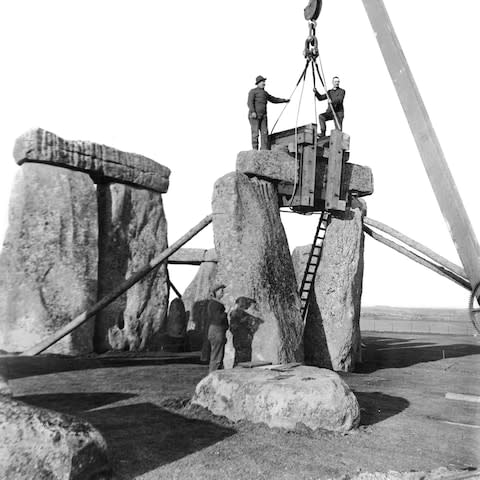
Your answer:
[360,308,476,336]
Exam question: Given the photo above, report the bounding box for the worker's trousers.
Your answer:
[249,114,269,150]
[203,324,227,373]
[319,111,344,135]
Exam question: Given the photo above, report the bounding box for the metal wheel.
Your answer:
[468,282,480,334]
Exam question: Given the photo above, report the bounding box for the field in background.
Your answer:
[361,306,474,335]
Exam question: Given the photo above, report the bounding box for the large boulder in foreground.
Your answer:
[292,201,365,371]
[191,366,360,432]
[212,173,303,367]
[0,163,98,355]
[0,396,110,480]
[94,183,169,352]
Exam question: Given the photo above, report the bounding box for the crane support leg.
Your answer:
[362,0,480,293]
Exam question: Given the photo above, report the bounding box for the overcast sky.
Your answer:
[0,1,479,308]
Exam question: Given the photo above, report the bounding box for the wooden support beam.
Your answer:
[22,215,213,356]
[168,248,217,265]
[362,0,480,294]
[364,217,466,279]
[364,226,471,291]
[325,130,346,211]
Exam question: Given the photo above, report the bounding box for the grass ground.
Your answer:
[2,333,480,479]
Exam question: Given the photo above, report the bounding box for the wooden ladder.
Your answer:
[298,211,330,321]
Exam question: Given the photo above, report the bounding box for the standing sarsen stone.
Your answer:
[0,163,98,354]
[94,183,169,352]
[292,200,365,371]
[212,172,303,367]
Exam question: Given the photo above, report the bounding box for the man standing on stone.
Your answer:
[248,75,290,150]
[314,76,345,137]
[202,284,229,373]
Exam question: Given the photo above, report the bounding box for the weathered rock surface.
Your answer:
[339,468,474,480]
[168,248,218,265]
[0,396,110,479]
[0,163,98,354]
[212,172,303,367]
[237,150,373,197]
[191,366,360,432]
[166,297,187,338]
[0,373,11,396]
[292,201,365,371]
[94,183,169,352]
[14,128,170,193]
[182,252,218,351]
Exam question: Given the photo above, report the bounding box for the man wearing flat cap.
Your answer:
[247,75,289,150]
[201,284,229,373]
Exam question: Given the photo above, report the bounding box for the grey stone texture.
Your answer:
[0,163,98,355]
[166,297,187,338]
[0,396,110,479]
[292,200,366,371]
[182,253,218,351]
[14,128,170,193]
[212,172,303,367]
[191,366,360,432]
[237,150,373,197]
[94,183,169,352]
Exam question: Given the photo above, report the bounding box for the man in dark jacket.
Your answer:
[202,284,229,373]
[314,76,345,137]
[248,75,289,150]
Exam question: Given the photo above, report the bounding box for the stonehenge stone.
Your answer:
[14,128,171,193]
[237,149,373,197]
[191,366,360,432]
[0,163,98,355]
[0,396,110,480]
[212,172,303,367]
[292,200,365,371]
[0,373,11,397]
[166,297,187,338]
[94,183,169,352]
[182,252,218,351]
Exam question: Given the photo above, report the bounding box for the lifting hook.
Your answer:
[304,0,322,21]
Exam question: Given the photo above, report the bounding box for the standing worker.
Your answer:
[314,76,345,137]
[203,284,229,373]
[248,75,290,150]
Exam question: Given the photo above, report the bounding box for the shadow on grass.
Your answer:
[17,392,137,415]
[17,393,235,478]
[357,335,480,373]
[0,353,201,381]
[354,391,409,426]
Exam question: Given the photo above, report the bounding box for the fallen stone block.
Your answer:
[0,396,110,479]
[14,128,170,194]
[191,365,360,432]
[0,163,98,355]
[237,150,373,197]
[212,172,303,367]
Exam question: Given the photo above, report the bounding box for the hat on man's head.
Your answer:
[210,283,226,295]
[255,75,267,85]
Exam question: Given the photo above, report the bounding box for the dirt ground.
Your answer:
[2,332,480,479]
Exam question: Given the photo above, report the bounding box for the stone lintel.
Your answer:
[168,248,217,265]
[237,150,373,197]
[14,128,171,194]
